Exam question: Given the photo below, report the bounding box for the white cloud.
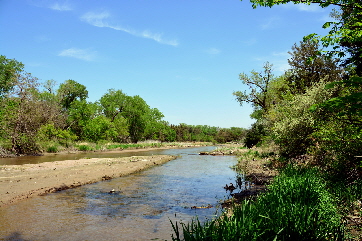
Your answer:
[274,62,290,72]
[205,48,221,55]
[34,34,51,43]
[261,17,281,30]
[272,51,289,57]
[242,38,257,46]
[80,11,179,46]
[28,0,73,11]
[253,50,291,73]
[283,2,323,12]
[58,48,96,61]
[50,2,73,11]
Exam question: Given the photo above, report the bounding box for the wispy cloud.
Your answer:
[205,48,221,55]
[34,34,51,43]
[28,0,73,11]
[283,2,323,12]
[253,50,291,73]
[242,38,257,46]
[80,11,179,46]
[272,51,289,57]
[49,2,73,11]
[261,17,281,30]
[58,48,96,61]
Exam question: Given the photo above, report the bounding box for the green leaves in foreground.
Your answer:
[172,166,344,241]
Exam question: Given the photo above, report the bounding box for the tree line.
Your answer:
[0,59,246,156]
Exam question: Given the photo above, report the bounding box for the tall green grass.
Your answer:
[171,166,344,241]
[77,145,94,151]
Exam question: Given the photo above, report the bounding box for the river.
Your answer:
[0,146,242,241]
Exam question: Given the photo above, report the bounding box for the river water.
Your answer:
[0,146,241,241]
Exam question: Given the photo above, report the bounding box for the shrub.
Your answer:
[37,123,77,148]
[244,122,265,148]
[77,145,94,151]
[267,81,337,158]
[83,116,118,142]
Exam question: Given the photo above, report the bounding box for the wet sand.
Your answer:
[0,154,176,207]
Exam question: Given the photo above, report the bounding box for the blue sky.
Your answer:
[0,0,334,128]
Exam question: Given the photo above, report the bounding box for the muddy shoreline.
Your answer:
[0,154,176,207]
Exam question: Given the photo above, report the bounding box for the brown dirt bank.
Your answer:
[0,155,176,207]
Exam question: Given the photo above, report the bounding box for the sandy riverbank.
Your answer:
[0,154,176,207]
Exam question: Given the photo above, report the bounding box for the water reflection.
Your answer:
[0,146,241,241]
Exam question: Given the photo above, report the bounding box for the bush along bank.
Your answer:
[171,165,345,241]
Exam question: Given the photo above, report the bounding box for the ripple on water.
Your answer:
[0,146,242,240]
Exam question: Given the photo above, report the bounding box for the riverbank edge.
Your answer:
[0,142,214,158]
[200,145,279,205]
[0,154,177,207]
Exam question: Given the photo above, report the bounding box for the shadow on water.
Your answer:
[0,146,244,241]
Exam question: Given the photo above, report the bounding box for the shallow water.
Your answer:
[0,146,242,241]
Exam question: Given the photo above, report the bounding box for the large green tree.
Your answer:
[233,62,275,120]
[123,95,151,143]
[1,72,54,154]
[0,56,24,98]
[100,89,129,122]
[57,79,88,109]
[285,39,342,94]
[100,89,155,143]
[67,100,100,139]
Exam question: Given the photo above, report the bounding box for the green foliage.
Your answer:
[57,79,88,109]
[169,124,244,143]
[244,122,265,148]
[112,116,129,142]
[1,72,44,154]
[285,39,342,94]
[100,89,152,143]
[83,115,117,142]
[313,76,362,125]
[67,100,99,138]
[37,123,77,147]
[267,81,337,157]
[172,166,344,241]
[0,55,24,97]
[46,145,59,153]
[233,62,275,118]
[77,144,94,151]
[214,127,245,143]
[309,120,362,181]
[100,89,128,121]
[124,95,150,143]
[0,55,245,155]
